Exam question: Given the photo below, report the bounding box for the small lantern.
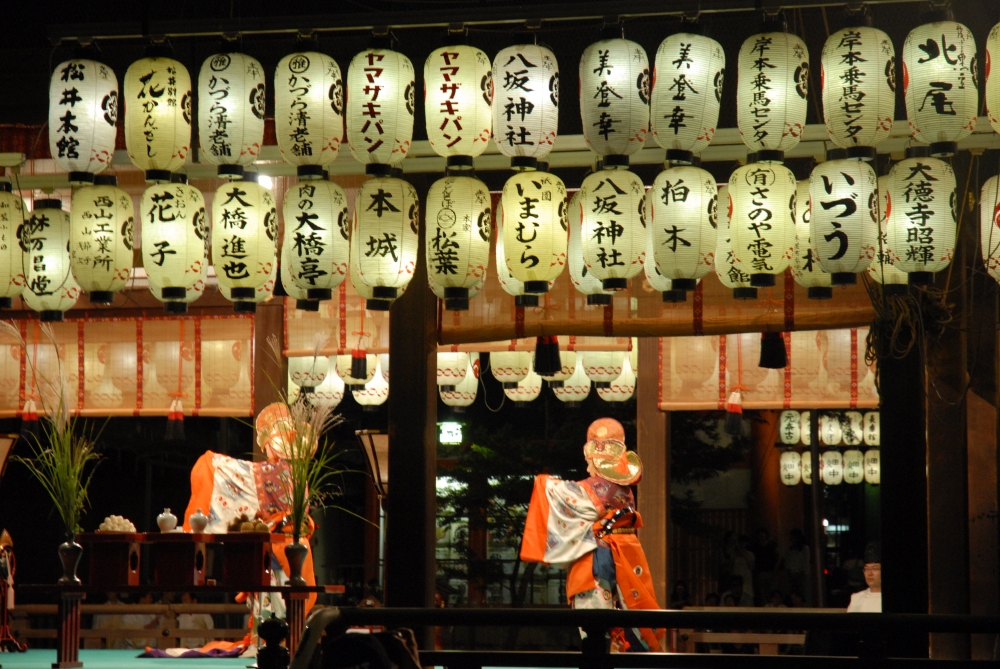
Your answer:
[651,30,726,163]
[48,57,118,184]
[792,179,833,299]
[553,358,592,406]
[903,14,978,156]
[353,174,420,302]
[863,411,881,446]
[780,450,801,486]
[21,199,80,321]
[425,174,491,310]
[490,349,531,389]
[198,51,265,179]
[579,38,650,165]
[650,165,717,290]
[492,44,559,169]
[504,369,542,406]
[346,47,414,168]
[843,449,865,484]
[283,180,350,300]
[277,51,346,177]
[821,450,844,485]
[437,351,470,392]
[809,156,878,284]
[867,174,909,292]
[597,357,636,402]
[0,183,25,308]
[801,451,813,485]
[353,365,389,412]
[581,350,625,390]
[310,369,345,410]
[864,448,881,484]
[843,411,864,446]
[779,409,801,444]
[124,53,192,183]
[288,355,329,393]
[980,175,1000,283]
[988,24,1000,135]
[501,170,567,294]
[441,354,479,411]
[212,174,278,310]
[580,168,644,290]
[729,161,797,287]
[424,45,493,165]
[568,190,614,304]
[70,175,134,304]
[820,414,843,445]
[337,353,377,388]
[539,349,576,388]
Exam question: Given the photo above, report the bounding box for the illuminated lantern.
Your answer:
[579,38,650,165]
[141,174,208,313]
[202,340,242,400]
[884,150,957,283]
[651,30,725,162]
[441,354,479,411]
[492,44,559,168]
[644,190,686,302]
[821,24,895,158]
[437,351,469,392]
[21,199,80,321]
[552,358,591,406]
[283,180,350,300]
[780,450,801,486]
[288,355,329,392]
[501,170,567,294]
[809,155,878,284]
[729,161,797,287]
[211,173,278,310]
[792,179,833,298]
[490,349,530,389]
[504,369,542,406]
[379,353,390,384]
[597,357,636,402]
[980,175,1000,283]
[864,411,881,446]
[581,350,625,389]
[821,450,844,485]
[820,414,843,445]
[346,46,413,168]
[48,56,117,184]
[124,52,192,183]
[424,45,493,165]
[843,449,865,484]
[70,175,134,304]
[310,369,345,410]
[843,411,864,446]
[801,451,813,485]
[864,448,881,484]
[737,22,809,157]
[426,174,491,310]
[650,165,717,290]
[353,365,388,411]
[988,24,1000,134]
[198,51,265,178]
[903,14,978,156]
[336,353,377,388]
[800,410,812,446]
[0,183,25,308]
[539,349,576,388]
[496,221,546,306]
[218,258,276,308]
[568,190,614,304]
[580,168,644,289]
[779,409,801,444]
[715,183,756,299]
[867,174,909,292]
[353,174,420,302]
[277,51,345,177]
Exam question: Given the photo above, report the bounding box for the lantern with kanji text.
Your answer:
[492,44,559,169]
[198,51,266,178]
[70,175,134,304]
[792,179,833,298]
[124,51,192,183]
[426,174,491,310]
[353,172,420,303]
[650,164,717,291]
[142,174,208,313]
[283,180,350,300]
[501,170,567,294]
[729,161,797,287]
[21,200,80,321]
[0,183,25,308]
[809,153,878,284]
[780,450,801,486]
[49,56,118,184]
[580,38,650,166]
[277,50,346,177]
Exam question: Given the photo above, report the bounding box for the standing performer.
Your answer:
[520,418,663,652]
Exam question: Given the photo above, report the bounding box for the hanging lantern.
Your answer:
[867,174,909,293]
[780,450,801,486]
[21,199,80,321]
[437,351,469,392]
[218,258,276,309]
[490,349,530,389]
[809,154,878,284]
[336,353,378,388]
[150,269,205,308]
[579,38,650,166]
[737,19,809,159]
[70,175,134,305]
[884,149,957,284]
[988,23,1000,135]
[501,170,567,294]
[310,369,345,410]
[353,174,420,302]
[581,350,625,389]
[277,51,346,177]
[288,356,329,393]
[843,411,864,446]
[729,161,797,287]
[820,23,895,159]
[644,190,686,302]
[283,180,350,301]
[650,165,717,290]
[348,218,398,312]
[820,414,843,445]
[539,349,576,388]
[843,449,865,484]
[580,168,645,290]
[492,44,559,168]
[902,13,978,156]
[353,365,389,412]
[198,51,265,179]
[800,410,812,446]
[278,231,318,312]
[124,52,192,183]
[568,190,613,305]
[212,173,278,310]
[48,56,118,184]
[779,409,801,444]
[141,174,208,313]
[597,357,636,402]
[347,45,414,169]
[0,183,25,308]
[426,174,491,310]
[864,448,881,484]
[801,451,813,485]
[424,45,492,166]
[504,369,542,406]
[552,358,591,406]
[864,411,881,446]
[714,184,757,299]
[792,179,833,299]
[980,175,1000,283]
[495,205,543,307]
[821,450,844,485]
[441,353,479,412]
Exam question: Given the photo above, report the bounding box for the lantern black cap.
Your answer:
[831,272,857,286]
[35,199,63,210]
[840,4,874,28]
[603,155,629,169]
[930,141,957,158]
[296,299,320,312]
[733,287,758,300]
[536,162,549,173]
[760,13,787,33]
[68,172,95,185]
[372,286,397,300]
[756,150,784,163]
[514,294,539,307]
[602,278,627,290]
[905,145,932,159]
[234,301,257,313]
[908,271,934,286]
[366,299,391,311]
[0,182,11,193]
[502,381,518,389]
[230,287,255,299]
[145,170,172,184]
[445,297,469,311]
[93,175,118,187]
[89,291,114,305]
[826,148,848,161]
[242,171,259,184]
[511,156,538,171]
[594,381,611,389]
[600,18,622,41]
[170,173,189,184]
[587,294,612,306]
[307,288,332,301]
[547,380,564,389]
[0,297,11,309]
[164,301,188,315]
[524,281,549,295]
[161,287,186,299]
[447,156,475,171]
[747,152,758,164]
[846,146,877,161]
[676,16,704,35]
[40,310,64,322]
[808,286,833,300]
[218,165,245,180]
[671,278,697,291]
[366,164,394,178]
[920,7,954,23]
[750,273,776,288]
[297,165,325,180]
[882,283,908,296]
[666,149,695,165]
[663,289,687,303]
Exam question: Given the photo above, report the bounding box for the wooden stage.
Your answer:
[0,650,250,668]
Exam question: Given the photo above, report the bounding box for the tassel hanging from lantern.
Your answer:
[165,397,185,441]
[533,336,561,377]
[724,389,744,436]
[759,332,788,369]
[351,349,368,380]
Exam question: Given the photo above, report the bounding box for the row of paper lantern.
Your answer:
[778,410,880,447]
[780,448,881,486]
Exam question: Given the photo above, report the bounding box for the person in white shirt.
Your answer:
[177,592,215,648]
[847,543,882,613]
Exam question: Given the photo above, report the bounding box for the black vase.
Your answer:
[57,533,83,586]
[285,540,308,587]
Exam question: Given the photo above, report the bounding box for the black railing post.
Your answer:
[580,626,609,669]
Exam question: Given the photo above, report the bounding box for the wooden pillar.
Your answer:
[253,300,286,460]
[636,336,668,607]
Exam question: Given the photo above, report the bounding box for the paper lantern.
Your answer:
[714,184,756,299]
[579,38,650,164]
[353,176,420,301]
[801,450,813,484]
[279,236,316,311]
[426,174,491,309]
[579,169,644,290]
[277,51,346,176]
[864,411,881,446]
[441,353,479,411]
[424,45,492,163]
[21,199,80,321]
[779,409,801,444]
[211,174,278,308]
[581,350,625,389]
[496,216,546,306]
[821,26,895,157]
[821,450,844,485]
[504,369,542,405]
[379,353,390,384]
[884,153,957,283]
[283,180,350,300]
[437,351,469,392]
[336,353,377,388]
[729,161,797,287]
[288,355,329,392]
[141,175,208,312]
[820,414,843,445]
[492,44,559,167]
[218,258,276,308]
[780,450,801,486]
[0,183,25,308]
[980,175,1000,283]
[650,165,717,290]
[843,411,864,446]
[800,410,812,446]
[70,175,134,304]
[310,369,345,410]
[569,188,615,304]
[539,349,576,388]
[791,179,833,298]
[490,350,530,389]
[202,340,242,398]
[737,27,809,156]
[198,52,265,178]
[864,448,881,484]
[124,54,192,182]
[643,190,686,302]
[48,57,118,184]
[988,24,1000,135]
[501,170,567,293]
[843,449,865,484]
[345,47,413,168]
[809,157,878,284]
[903,16,978,156]
[553,358,591,405]
[597,357,636,402]
[353,365,388,411]
[867,174,909,292]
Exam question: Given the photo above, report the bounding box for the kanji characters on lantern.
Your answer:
[353,173,420,302]
[70,175,134,304]
[792,180,833,299]
[650,165,717,290]
[48,56,118,184]
[21,199,81,321]
[492,44,559,168]
[714,183,757,299]
[501,170,567,294]
[277,51,347,177]
[211,173,278,310]
[198,51,265,178]
[424,45,493,164]
[346,46,414,169]
[809,155,878,284]
[579,37,650,165]
[282,180,350,300]
[580,168,645,289]
[124,52,192,183]
[425,174,491,310]
[0,184,25,308]
[728,161,797,287]
[142,174,208,313]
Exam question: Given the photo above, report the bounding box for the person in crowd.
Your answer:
[177,592,215,648]
[765,589,786,608]
[846,543,882,613]
[704,592,721,607]
[668,581,691,609]
[750,528,779,605]
[121,591,159,650]
[782,529,811,605]
[91,592,125,649]
[719,531,755,602]
[788,590,807,608]
[721,575,754,607]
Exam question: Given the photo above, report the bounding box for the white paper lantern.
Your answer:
[581,350,625,389]
[337,353,378,388]
[283,180,350,300]
[903,18,978,155]
[884,153,957,282]
[310,369,345,410]
[424,45,493,162]
[21,199,80,321]
[737,29,809,155]
[980,175,1000,282]
[279,235,315,310]
[821,450,844,485]
[780,450,801,486]
[569,190,613,304]
[218,257,276,307]
[48,58,118,183]
[504,369,542,405]
[553,358,592,405]
[843,411,864,446]
[490,349,531,389]
[70,176,133,304]
[141,176,208,311]
[198,52,265,177]
[987,24,1000,135]
[441,353,479,410]
[492,44,559,166]
[650,165,717,290]
[124,54,192,182]
[597,357,636,402]
[801,450,813,484]
[0,184,25,307]
[353,365,389,411]
[643,189,684,301]
[864,448,881,484]
[729,161,797,287]
[867,174,909,291]
[288,355,329,391]
[820,414,843,445]
[277,51,346,176]
[715,183,756,299]
[791,179,833,298]
[863,411,881,446]
[346,48,413,168]
[354,176,420,300]
[821,26,896,155]
[212,176,278,306]
[501,170,567,294]
[800,410,812,446]
[779,409,801,444]
[843,449,865,484]
[437,351,470,392]
[580,169,644,289]
[426,175,491,309]
[579,38,650,163]
[539,349,576,387]
[809,158,878,283]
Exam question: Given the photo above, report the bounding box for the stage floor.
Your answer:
[0,650,252,668]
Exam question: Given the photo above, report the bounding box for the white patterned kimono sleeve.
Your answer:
[542,478,601,568]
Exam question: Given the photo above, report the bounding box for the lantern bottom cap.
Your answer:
[451,406,467,413]
[40,311,64,322]
[365,164,394,177]
[307,288,332,301]
[229,287,256,299]
[602,155,630,168]
[440,385,457,393]
[845,146,877,161]
[144,170,172,184]
[601,278,628,290]
[366,299,391,311]
[68,171,95,185]
[755,150,784,163]
[562,401,582,409]
[929,141,957,157]
[164,302,188,315]
[750,273,777,287]
[594,381,612,389]
[882,283,909,296]
[444,287,469,299]
[908,271,934,286]
[88,291,115,305]
[501,382,519,390]
[905,146,931,159]
[587,294,612,306]
[372,286,397,300]
[34,199,63,210]
[807,286,834,300]
[733,287,758,300]
[295,299,320,312]
[514,401,531,408]
[296,165,325,179]
[523,281,549,295]
[0,297,11,309]
[510,156,538,170]
[547,380,565,389]
[362,406,380,413]
[299,386,315,394]
[233,301,257,314]
[445,297,469,311]
[663,289,687,303]
[160,286,187,299]
[217,165,245,179]
[446,156,475,170]
[831,272,857,286]
[665,149,694,165]
[671,278,697,291]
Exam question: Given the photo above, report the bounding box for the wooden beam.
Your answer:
[636,336,668,608]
